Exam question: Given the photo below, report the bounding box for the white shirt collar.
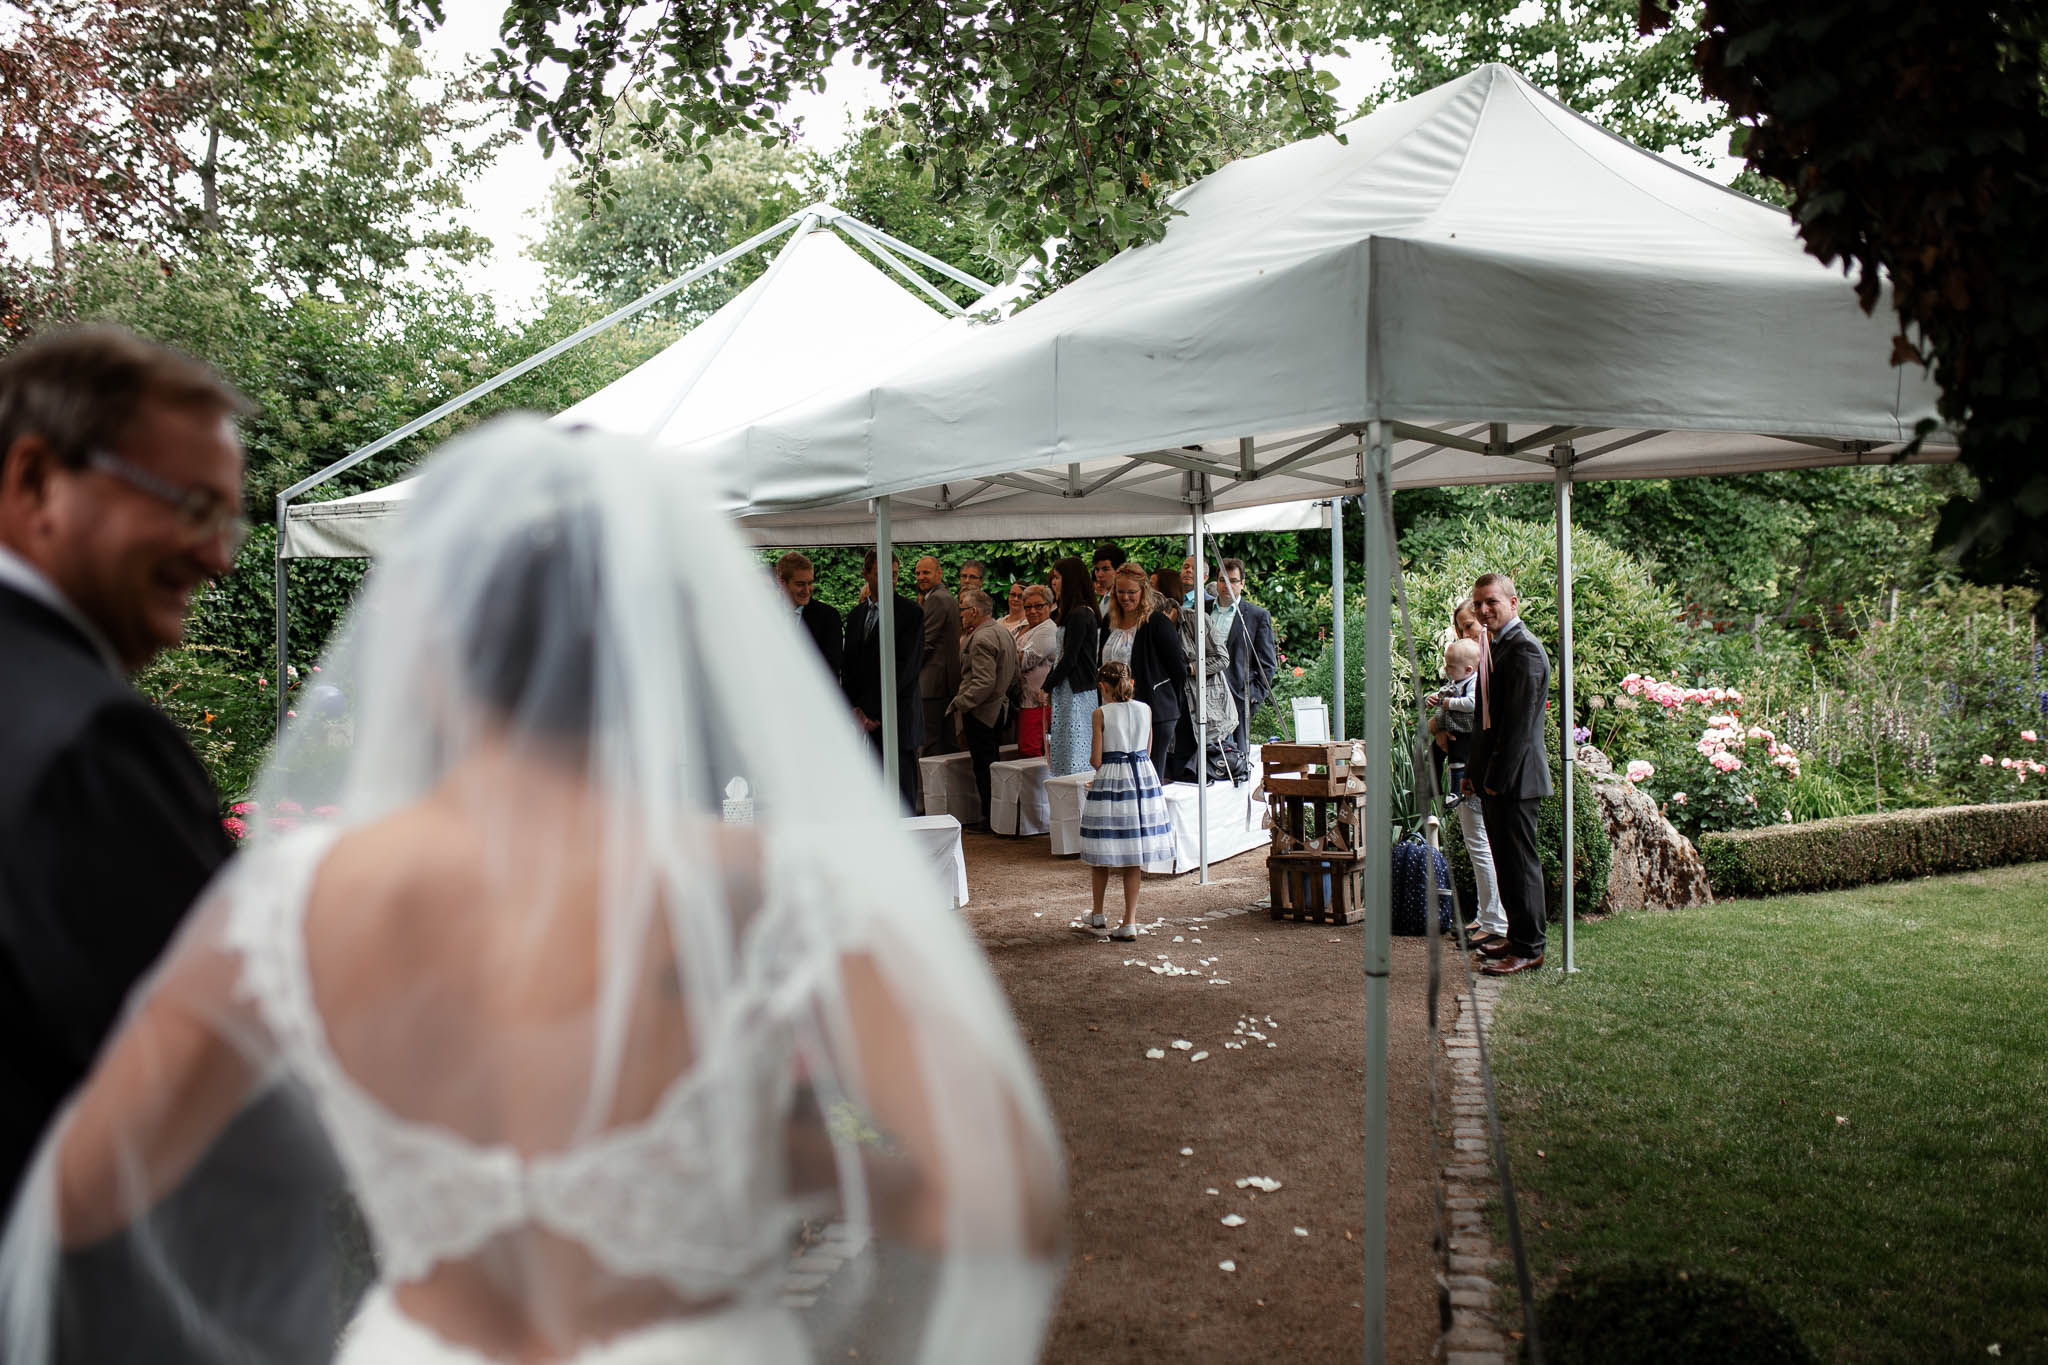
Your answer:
[1493,616,1528,645]
[0,543,125,677]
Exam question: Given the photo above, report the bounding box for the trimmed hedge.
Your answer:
[1700,800,2048,898]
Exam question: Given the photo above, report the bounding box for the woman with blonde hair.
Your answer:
[1099,564,1186,776]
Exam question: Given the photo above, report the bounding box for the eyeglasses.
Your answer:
[89,451,250,556]
[1024,602,1050,612]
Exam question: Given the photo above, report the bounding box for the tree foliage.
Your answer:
[1643,0,2048,611]
[1336,0,1725,158]
[395,0,1347,290]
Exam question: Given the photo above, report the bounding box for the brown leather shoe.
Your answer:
[1474,937,1519,959]
[1482,952,1544,976]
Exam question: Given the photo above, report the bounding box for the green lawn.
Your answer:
[1488,863,2048,1364]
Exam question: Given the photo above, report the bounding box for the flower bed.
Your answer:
[1700,800,2048,897]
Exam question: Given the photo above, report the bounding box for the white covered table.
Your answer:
[989,755,1051,836]
[1149,775,1269,874]
[917,744,1019,825]
[902,814,969,906]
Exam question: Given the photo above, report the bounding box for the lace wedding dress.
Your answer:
[0,417,1063,1365]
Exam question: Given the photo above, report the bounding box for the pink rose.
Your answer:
[2023,730,2039,742]
[221,816,248,839]
[1981,754,1996,765]
[1672,792,1687,805]
[230,801,259,816]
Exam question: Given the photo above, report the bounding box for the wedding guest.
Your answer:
[1151,567,1183,621]
[1216,558,1278,756]
[1427,630,1506,945]
[0,327,247,1207]
[844,550,926,809]
[1467,573,1553,976]
[1100,564,1186,776]
[948,588,1020,833]
[1091,543,1124,615]
[774,550,841,680]
[1078,662,1173,941]
[1001,580,1029,635]
[914,555,961,757]
[1043,556,1100,777]
[1175,569,1238,784]
[958,560,986,596]
[0,326,348,1363]
[1014,585,1058,759]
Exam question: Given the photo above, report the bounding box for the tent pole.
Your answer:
[1362,422,1393,1365]
[1331,498,1346,739]
[273,493,289,738]
[876,498,901,804]
[1194,493,1209,884]
[1554,448,1578,973]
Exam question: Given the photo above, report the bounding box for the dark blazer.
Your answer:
[1225,601,1278,714]
[917,585,960,702]
[1106,610,1187,725]
[843,593,927,750]
[1043,603,1100,696]
[796,598,842,681]
[1468,619,1555,800]
[0,584,231,1208]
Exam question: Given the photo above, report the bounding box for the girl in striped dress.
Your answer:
[1079,661,1174,940]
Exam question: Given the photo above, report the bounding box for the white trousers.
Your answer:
[1457,798,1508,936]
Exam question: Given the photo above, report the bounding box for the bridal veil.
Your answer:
[0,416,1064,1363]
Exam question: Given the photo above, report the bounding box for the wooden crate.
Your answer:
[1268,852,1363,925]
[1260,741,1367,797]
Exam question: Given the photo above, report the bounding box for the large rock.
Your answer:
[1576,745,1713,913]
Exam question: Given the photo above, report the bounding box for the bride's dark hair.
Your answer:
[461,511,603,740]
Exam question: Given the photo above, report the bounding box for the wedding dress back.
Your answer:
[0,417,1063,1363]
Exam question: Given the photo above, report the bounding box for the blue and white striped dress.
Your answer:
[1078,700,1174,867]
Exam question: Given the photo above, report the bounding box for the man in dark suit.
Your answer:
[1465,571,1554,976]
[1217,558,1278,759]
[844,549,926,810]
[0,327,354,1360]
[914,555,961,758]
[775,550,842,681]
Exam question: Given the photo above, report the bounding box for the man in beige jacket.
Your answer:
[949,588,1021,832]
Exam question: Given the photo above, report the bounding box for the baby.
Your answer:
[1424,637,1482,802]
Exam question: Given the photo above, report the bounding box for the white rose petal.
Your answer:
[1180,1147,1194,1156]
[1145,1048,1166,1059]
[1293,1227,1309,1237]
[1172,1040,1193,1050]
[1235,1176,1282,1192]
[1219,1260,1236,1273]
[1220,1214,1246,1227]
[1190,1051,1210,1062]
[1205,1187,1219,1196]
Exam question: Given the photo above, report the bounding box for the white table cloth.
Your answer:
[989,756,1051,837]
[917,745,1020,825]
[902,814,969,906]
[1046,770,1094,856]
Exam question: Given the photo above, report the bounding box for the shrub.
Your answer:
[1527,1265,1817,1365]
[1700,800,2048,897]
[1608,674,1803,842]
[134,644,280,805]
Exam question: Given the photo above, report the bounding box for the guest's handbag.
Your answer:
[1390,835,1457,935]
[1017,705,1048,758]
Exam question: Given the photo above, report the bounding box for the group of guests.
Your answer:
[773,542,1280,832]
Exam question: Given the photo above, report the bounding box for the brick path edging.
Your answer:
[1439,974,1512,1363]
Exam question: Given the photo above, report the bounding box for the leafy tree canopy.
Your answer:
[1643,0,2048,612]
[393,0,1349,290]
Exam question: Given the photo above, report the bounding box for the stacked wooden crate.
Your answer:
[1262,741,1367,924]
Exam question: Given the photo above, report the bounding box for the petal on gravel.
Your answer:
[1145,1048,1166,1059]
[1218,1260,1236,1273]
[1219,1214,1246,1228]
[1293,1227,1309,1237]
[1180,1147,1194,1156]
[1172,1040,1193,1050]
[1189,1051,1210,1062]
[1235,1176,1283,1192]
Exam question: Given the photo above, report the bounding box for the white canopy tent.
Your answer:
[653,63,1955,1358]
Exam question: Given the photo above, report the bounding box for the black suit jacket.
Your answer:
[1469,619,1555,800]
[843,593,926,750]
[0,585,231,1207]
[1105,611,1187,726]
[796,598,843,681]
[1224,601,1278,712]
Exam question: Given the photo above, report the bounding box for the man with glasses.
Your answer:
[0,327,341,1359]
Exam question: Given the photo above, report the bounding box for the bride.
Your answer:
[0,417,1064,1363]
